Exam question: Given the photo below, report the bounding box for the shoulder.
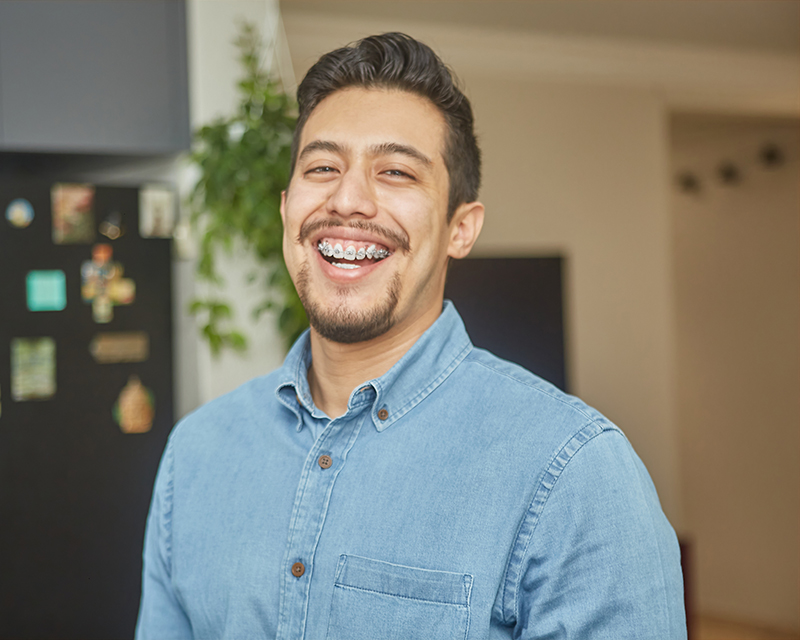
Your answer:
[168,367,291,458]
[452,346,612,436]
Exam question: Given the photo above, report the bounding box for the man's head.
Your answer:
[290,32,481,223]
[282,33,484,346]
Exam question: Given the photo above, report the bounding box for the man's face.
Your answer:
[282,87,478,344]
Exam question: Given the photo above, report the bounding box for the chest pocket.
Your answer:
[325,554,473,640]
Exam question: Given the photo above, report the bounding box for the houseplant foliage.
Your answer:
[189,21,306,355]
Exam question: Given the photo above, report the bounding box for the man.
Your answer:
[137,33,686,639]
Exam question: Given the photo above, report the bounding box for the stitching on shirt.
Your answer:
[163,437,176,574]
[334,582,470,607]
[470,358,595,423]
[500,420,614,626]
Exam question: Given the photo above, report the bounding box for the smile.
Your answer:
[317,240,391,270]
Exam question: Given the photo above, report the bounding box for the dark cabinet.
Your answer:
[0,0,190,153]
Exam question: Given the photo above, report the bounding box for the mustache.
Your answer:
[297,219,411,254]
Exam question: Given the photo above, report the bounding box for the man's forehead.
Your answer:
[298,87,447,161]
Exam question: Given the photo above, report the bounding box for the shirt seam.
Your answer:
[163,437,176,576]
[501,419,615,626]
[332,583,470,607]
[470,359,595,422]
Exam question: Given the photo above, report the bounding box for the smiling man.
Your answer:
[136,33,686,639]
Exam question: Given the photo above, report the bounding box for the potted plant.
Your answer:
[188,22,306,355]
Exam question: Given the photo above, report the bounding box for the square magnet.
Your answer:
[27,270,67,312]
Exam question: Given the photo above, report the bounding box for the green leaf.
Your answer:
[188,19,306,356]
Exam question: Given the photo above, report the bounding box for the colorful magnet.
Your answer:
[139,185,176,238]
[113,375,154,434]
[11,337,56,401]
[89,331,149,363]
[26,270,67,312]
[6,198,34,228]
[81,244,135,323]
[52,183,95,244]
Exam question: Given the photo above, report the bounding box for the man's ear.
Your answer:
[280,190,287,225]
[447,201,485,259]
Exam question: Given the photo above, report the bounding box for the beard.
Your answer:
[295,263,402,344]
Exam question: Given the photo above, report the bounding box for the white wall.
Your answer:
[185,0,291,406]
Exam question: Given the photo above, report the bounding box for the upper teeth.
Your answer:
[318,241,390,261]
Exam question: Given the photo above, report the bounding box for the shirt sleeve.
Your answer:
[135,436,194,640]
[508,426,687,639]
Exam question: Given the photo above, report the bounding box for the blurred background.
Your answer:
[0,1,797,638]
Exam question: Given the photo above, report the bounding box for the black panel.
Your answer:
[445,257,568,391]
[0,175,173,639]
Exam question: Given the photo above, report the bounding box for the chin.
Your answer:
[297,265,402,344]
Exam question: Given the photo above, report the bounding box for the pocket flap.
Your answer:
[335,555,473,606]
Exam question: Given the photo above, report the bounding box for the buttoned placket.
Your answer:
[275,397,371,640]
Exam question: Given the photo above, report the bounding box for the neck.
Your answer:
[307,305,442,418]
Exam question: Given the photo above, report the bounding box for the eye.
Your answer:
[305,165,337,175]
[382,169,415,180]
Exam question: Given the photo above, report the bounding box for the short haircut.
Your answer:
[291,32,481,222]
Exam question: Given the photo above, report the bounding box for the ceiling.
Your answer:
[280,0,800,54]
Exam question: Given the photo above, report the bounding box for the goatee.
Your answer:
[295,264,402,344]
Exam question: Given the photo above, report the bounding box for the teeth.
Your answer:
[332,262,360,269]
[316,240,391,262]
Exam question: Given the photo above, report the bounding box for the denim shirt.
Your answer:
[136,301,686,639]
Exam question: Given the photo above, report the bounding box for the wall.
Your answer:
[280,1,798,557]
[467,78,680,526]
[77,0,294,416]
[671,115,800,632]
[185,0,290,406]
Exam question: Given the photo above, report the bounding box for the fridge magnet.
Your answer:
[11,337,56,401]
[26,270,67,312]
[5,198,34,228]
[113,375,154,434]
[81,244,135,323]
[52,183,95,244]
[139,185,176,238]
[89,331,149,364]
[99,210,124,240]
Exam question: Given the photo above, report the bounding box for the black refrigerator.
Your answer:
[0,174,174,639]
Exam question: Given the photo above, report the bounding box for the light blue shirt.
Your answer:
[136,301,686,639]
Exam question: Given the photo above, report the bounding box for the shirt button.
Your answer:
[318,455,332,469]
[378,408,389,420]
[291,562,305,578]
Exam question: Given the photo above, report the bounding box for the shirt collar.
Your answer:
[275,300,473,432]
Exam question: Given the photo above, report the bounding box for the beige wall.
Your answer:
[671,116,800,631]
[466,76,682,527]
[283,12,688,529]
[281,8,800,629]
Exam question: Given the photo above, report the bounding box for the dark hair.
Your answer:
[291,32,481,222]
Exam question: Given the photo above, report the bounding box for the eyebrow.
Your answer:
[297,140,433,167]
[369,142,432,166]
[297,140,344,164]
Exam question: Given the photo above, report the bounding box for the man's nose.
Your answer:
[326,169,378,218]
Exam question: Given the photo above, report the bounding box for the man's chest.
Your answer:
[169,407,544,639]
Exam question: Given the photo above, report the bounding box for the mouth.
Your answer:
[316,239,391,270]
